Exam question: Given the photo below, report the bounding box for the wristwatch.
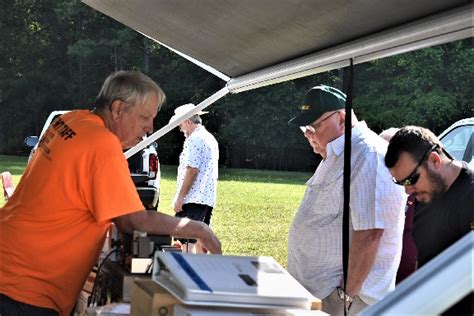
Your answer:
[336,287,354,304]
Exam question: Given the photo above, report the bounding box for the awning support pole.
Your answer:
[342,58,354,315]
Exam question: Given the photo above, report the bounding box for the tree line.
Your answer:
[1,0,472,171]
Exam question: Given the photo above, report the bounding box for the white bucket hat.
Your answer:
[169,103,208,124]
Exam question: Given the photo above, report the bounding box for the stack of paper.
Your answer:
[173,305,327,315]
[152,252,316,310]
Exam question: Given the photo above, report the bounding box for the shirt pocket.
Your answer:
[309,171,343,227]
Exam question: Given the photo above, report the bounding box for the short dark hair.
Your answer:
[189,115,202,125]
[385,126,444,168]
[94,70,166,111]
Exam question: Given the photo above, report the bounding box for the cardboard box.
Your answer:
[101,260,150,303]
[131,279,178,316]
[82,270,97,293]
[75,290,92,315]
[310,299,322,311]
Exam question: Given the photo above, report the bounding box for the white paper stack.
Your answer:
[151,252,316,310]
[173,304,327,316]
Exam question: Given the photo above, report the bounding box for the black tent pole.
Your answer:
[342,58,354,315]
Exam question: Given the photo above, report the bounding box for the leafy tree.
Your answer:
[354,39,473,134]
[218,70,339,170]
[0,1,472,172]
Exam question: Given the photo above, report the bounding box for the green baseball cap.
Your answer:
[288,85,346,126]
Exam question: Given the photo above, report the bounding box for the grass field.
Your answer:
[0,155,311,266]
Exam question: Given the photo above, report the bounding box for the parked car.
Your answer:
[24,111,161,209]
[439,117,474,168]
[127,140,161,210]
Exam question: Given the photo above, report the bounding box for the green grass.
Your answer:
[0,155,311,267]
[0,155,28,176]
[158,165,310,266]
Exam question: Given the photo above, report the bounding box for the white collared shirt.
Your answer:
[288,121,405,304]
[174,126,219,207]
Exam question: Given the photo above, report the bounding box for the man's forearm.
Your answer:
[178,167,199,200]
[113,210,222,253]
[116,210,202,237]
[345,229,384,297]
[146,211,202,237]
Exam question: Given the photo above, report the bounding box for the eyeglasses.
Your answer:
[299,111,339,134]
[393,144,438,186]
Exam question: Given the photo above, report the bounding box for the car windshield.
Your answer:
[440,124,474,167]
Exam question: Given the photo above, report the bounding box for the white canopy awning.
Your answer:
[81,0,473,156]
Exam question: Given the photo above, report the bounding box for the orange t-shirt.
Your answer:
[0,110,144,315]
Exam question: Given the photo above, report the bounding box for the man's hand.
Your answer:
[174,167,199,212]
[174,197,185,213]
[195,222,222,254]
[345,228,383,297]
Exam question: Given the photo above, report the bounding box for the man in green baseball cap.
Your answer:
[288,84,346,127]
[287,85,406,315]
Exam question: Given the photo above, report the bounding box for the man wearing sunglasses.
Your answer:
[385,126,473,314]
[287,85,406,315]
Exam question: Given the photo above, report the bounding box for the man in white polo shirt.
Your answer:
[287,85,405,315]
[170,103,219,253]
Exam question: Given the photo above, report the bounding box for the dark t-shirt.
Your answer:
[413,162,474,266]
[413,162,473,315]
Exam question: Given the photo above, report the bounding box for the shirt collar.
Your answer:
[326,121,368,157]
[187,125,204,138]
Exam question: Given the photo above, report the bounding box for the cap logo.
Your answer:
[300,105,310,111]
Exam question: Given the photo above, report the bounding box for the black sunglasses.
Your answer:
[393,144,438,186]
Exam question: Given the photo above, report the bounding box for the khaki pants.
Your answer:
[322,288,369,315]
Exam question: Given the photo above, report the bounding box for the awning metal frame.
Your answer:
[123,3,472,156]
[226,4,473,93]
[124,87,229,158]
[361,231,474,315]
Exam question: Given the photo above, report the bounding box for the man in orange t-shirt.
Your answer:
[0,71,222,316]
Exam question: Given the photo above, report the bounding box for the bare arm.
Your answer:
[174,166,199,212]
[113,210,222,254]
[345,228,384,297]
